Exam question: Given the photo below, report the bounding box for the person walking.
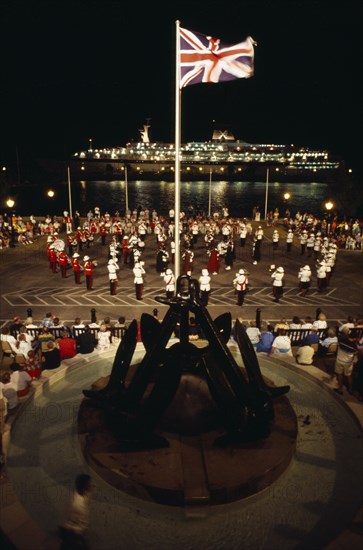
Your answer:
[271,266,284,303]
[133,262,145,300]
[199,269,211,306]
[233,268,248,306]
[316,259,327,293]
[59,474,92,550]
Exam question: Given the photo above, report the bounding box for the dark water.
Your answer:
[4,179,330,218]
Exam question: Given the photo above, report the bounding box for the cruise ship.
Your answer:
[42,124,344,182]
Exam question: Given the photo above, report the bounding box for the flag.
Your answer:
[179,27,256,88]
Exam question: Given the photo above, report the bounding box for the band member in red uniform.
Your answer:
[83,227,91,248]
[67,233,75,256]
[49,245,58,273]
[71,253,82,284]
[58,250,69,278]
[122,235,129,265]
[83,256,94,290]
[75,227,83,251]
[99,223,107,245]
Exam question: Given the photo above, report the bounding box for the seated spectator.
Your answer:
[102,316,114,331]
[289,316,302,329]
[40,312,55,328]
[274,318,289,331]
[339,316,355,333]
[318,328,338,356]
[76,325,97,354]
[17,325,33,346]
[296,345,315,365]
[0,371,19,411]
[270,329,293,357]
[256,324,274,353]
[72,318,86,337]
[97,324,111,352]
[1,326,18,353]
[14,333,32,358]
[301,316,314,329]
[313,312,327,330]
[188,317,202,341]
[9,363,32,397]
[246,321,261,349]
[41,341,61,370]
[38,326,56,352]
[302,327,320,346]
[58,331,77,361]
[9,316,24,335]
[24,350,42,380]
[114,316,126,328]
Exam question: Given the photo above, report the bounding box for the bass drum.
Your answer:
[53,239,65,252]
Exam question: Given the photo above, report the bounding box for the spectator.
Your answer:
[289,316,302,329]
[0,371,19,411]
[334,326,358,395]
[9,363,32,397]
[301,316,314,329]
[97,324,111,352]
[256,324,274,353]
[59,474,92,549]
[296,344,315,365]
[24,350,42,380]
[76,326,97,354]
[1,326,18,353]
[246,321,261,349]
[41,341,61,370]
[270,329,293,357]
[339,316,355,333]
[318,328,338,357]
[40,312,55,328]
[313,312,328,330]
[58,331,77,361]
[302,327,320,346]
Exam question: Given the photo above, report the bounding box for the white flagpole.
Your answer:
[174,20,181,279]
[264,167,269,220]
[125,165,129,213]
[208,167,212,217]
[67,165,73,219]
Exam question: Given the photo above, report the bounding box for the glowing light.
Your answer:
[325,201,334,211]
[283,192,291,200]
[6,198,15,208]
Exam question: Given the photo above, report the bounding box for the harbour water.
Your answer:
[4,179,330,218]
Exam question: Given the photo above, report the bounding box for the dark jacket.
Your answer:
[76,331,96,354]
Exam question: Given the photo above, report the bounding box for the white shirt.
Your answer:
[271,271,284,286]
[199,274,211,291]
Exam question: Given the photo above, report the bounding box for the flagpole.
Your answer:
[208,167,212,217]
[264,167,269,220]
[125,165,129,213]
[174,20,181,279]
[67,165,73,219]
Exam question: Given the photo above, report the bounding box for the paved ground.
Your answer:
[1,219,362,327]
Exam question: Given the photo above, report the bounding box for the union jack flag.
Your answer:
[179,27,256,89]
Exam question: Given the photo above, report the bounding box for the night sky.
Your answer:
[0,0,361,175]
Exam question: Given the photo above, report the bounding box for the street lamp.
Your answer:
[47,189,55,198]
[6,198,16,248]
[325,201,334,234]
[283,192,291,201]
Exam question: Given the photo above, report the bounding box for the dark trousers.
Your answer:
[110,280,117,295]
[86,275,93,290]
[135,283,143,300]
[236,289,246,306]
[74,271,81,284]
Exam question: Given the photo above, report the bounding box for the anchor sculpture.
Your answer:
[83,275,290,450]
